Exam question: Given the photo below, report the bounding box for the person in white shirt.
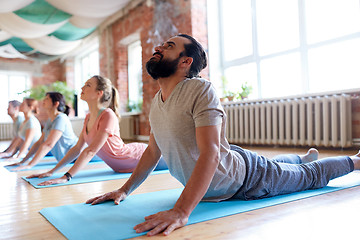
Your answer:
[9,98,42,161]
[0,100,25,159]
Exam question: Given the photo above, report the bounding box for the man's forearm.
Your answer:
[3,138,16,153]
[174,151,220,216]
[7,138,22,155]
[121,147,160,195]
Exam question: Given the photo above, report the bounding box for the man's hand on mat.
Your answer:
[6,156,20,162]
[86,190,127,205]
[0,152,10,158]
[38,176,68,186]
[6,161,22,167]
[27,171,53,179]
[12,165,31,171]
[134,208,188,236]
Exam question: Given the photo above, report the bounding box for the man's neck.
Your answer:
[158,74,187,102]
[9,113,16,122]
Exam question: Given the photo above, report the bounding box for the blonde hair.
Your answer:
[92,75,121,121]
[24,98,39,114]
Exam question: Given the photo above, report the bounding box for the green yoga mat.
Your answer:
[40,172,360,240]
[23,168,170,188]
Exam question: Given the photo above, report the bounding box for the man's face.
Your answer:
[7,104,15,116]
[146,37,188,80]
[146,54,181,80]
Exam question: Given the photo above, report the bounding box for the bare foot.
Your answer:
[300,148,319,163]
[350,150,360,170]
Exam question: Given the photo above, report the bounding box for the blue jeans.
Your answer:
[230,145,354,200]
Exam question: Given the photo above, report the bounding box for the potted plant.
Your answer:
[126,99,143,113]
[224,90,237,102]
[20,81,76,124]
[21,81,75,106]
[237,82,253,100]
[219,76,253,102]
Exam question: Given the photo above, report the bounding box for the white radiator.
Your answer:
[0,122,14,140]
[120,115,135,140]
[223,94,352,148]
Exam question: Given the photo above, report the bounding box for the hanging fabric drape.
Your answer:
[0,31,11,42]
[0,0,34,13]
[46,0,129,18]
[24,35,81,55]
[0,12,67,39]
[0,44,28,59]
[0,0,131,59]
[69,15,107,29]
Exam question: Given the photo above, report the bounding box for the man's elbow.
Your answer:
[207,144,221,164]
[213,151,221,164]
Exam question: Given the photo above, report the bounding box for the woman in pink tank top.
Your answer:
[27,75,167,186]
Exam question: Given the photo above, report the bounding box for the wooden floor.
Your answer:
[1,141,359,240]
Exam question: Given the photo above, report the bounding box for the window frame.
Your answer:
[127,39,143,113]
[208,0,360,99]
[0,71,30,122]
[74,42,99,117]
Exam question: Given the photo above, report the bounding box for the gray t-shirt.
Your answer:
[149,78,246,202]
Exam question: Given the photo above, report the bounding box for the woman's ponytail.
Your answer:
[93,75,121,122]
[109,86,121,122]
[63,105,70,116]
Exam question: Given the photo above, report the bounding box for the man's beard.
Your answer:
[146,54,180,80]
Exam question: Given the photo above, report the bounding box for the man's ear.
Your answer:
[181,57,193,67]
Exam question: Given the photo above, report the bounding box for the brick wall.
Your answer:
[31,59,66,86]
[64,58,76,89]
[115,45,128,113]
[99,0,209,136]
[0,57,65,87]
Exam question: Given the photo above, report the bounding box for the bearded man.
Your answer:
[87,34,360,237]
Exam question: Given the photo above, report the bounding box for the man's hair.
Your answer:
[177,34,207,78]
[8,100,21,108]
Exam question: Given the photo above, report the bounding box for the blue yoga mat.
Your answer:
[5,158,104,172]
[3,156,56,170]
[23,168,170,188]
[40,172,360,240]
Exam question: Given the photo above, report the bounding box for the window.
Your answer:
[75,44,99,117]
[127,40,143,112]
[208,0,360,99]
[0,72,30,122]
